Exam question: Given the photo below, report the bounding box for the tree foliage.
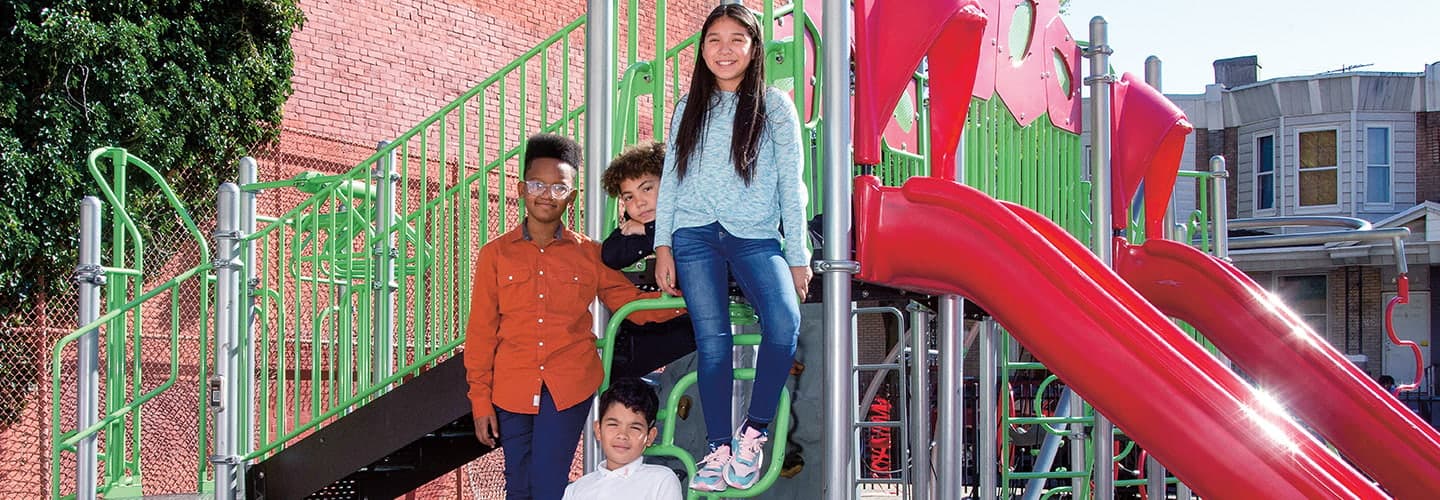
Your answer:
[0,1,303,315]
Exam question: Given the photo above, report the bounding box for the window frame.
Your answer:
[1294,127,1341,212]
[1275,273,1329,337]
[1253,132,1277,214]
[1363,124,1393,209]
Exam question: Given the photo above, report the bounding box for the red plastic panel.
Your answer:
[926,5,987,179]
[1108,73,1192,232]
[852,175,1386,499]
[853,0,986,166]
[970,0,1000,99]
[992,0,1056,127]
[1041,15,1081,133]
[1117,238,1440,499]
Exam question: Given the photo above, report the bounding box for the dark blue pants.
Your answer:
[495,386,590,500]
[673,222,801,444]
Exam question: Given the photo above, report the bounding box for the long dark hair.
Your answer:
[673,4,767,185]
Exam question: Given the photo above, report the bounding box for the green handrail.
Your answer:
[50,148,213,499]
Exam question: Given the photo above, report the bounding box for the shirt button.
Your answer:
[537,318,544,324]
[507,275,513,281]
[539,365,545,371]
[539,271,545,276]
[539,341,544,347]
[538,293,544,299]
[540,248,545,253]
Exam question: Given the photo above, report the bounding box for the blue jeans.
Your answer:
[673,222,800,444]
[494,386,590,500]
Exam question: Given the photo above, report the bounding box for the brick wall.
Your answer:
[1194,128,1239,220]
[1329,266,1385,376]
[1418,111,1440,203]
[278,0,726,176]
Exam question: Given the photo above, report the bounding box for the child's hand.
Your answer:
[474,415,499,447]
[619,219,647,236]
[790,265,813,302]
[655,246,681,297]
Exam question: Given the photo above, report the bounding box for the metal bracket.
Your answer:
[1082,74,1117,85]
[1209,170,1230,179]
[209,454,242,466]
[812,259,860,274]
[212,258,242,272]
[213,229,243,240]
[1083,44,1113,58]
[72,264,108,286]
[207,376,224,410]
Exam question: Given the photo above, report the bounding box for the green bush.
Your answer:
[0,1,303,315]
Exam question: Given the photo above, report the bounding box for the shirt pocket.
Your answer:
[496,269,534,314]
[555,263,598,307]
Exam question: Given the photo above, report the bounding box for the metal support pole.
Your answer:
[75,197,103,500]
[821,0,856,497]
[935,296,963,500]
[1210,155,1229,260]
[212,183,242,500]
[978,319,997,498]
[371,142,398,385]
[908,306,932,500]
[584,0,615,474]
[239,158,258,459]
[1085,17,1115,500]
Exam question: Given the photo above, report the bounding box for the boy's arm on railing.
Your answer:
[592,242,684,324]
[462,245,502,419]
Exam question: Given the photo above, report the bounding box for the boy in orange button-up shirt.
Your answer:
[464,133,684,500]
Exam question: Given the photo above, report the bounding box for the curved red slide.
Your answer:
[1116,238,1440,499]
[853,175,1386,499]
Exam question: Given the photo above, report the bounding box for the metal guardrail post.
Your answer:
[978,318,997,498]
[1086,16,1115,500]
[935,296,963,500]
[1142,54,1172,496]
[371,142,399,385]
[1210,155,1229,260]
[239,157,258,459]
[212,183,242,500]
[75,196,103,500]
[908,305,931,500]
[821,0,856,497]
[584,0,615,474]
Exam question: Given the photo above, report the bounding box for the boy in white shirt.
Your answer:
[563,378,683,500]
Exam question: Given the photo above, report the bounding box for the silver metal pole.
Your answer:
[935,296,962,500]
[212,183,242,500]
[75,196,103,500]
[239,158,258,462]
[978,319,997,498]
[821,0,856,497]
[909,306,932,500]
[371,143,398,386]
[583,0,615,474]
[1085,17,1116,500]
[1210,155,1229,259]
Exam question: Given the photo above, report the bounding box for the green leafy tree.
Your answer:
[0,1,303,315]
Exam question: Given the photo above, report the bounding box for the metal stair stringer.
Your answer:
[245,355,492,499]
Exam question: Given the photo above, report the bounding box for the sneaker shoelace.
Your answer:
[736,431,765,462]
[700,446,731,469]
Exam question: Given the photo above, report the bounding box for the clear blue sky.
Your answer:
[1058,0,1439,94]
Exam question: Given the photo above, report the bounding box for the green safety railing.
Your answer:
[50,148,214,499]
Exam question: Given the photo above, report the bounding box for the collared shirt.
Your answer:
[562,458,683,500]
[463,223,685,418]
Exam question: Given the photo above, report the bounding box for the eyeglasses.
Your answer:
[524,180,574,199]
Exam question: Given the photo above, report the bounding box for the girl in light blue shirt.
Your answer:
[651,4,810,493]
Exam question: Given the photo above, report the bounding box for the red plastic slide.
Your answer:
[853,175,1386,499]
[1115,238,1440,499]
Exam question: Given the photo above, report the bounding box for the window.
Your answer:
[1255,134,1275,210]
[1298,130,1338,207]
[1278,275,1328,335]
[1366,126,1391,204]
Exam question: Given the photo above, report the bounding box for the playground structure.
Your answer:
[38,0,1440,499]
